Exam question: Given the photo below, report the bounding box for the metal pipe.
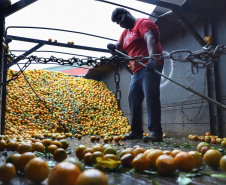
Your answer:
[114,49,226,110]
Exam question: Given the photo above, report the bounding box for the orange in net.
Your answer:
[48,162,81,185]
[156,154,177,174]
[76,169,108,185]
[174,152,196,172]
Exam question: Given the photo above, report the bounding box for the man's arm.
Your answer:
[143,29,156,57]
[143,30,157,71]
[107,42,123,53]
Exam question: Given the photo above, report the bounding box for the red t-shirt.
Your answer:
[119,18,164,73]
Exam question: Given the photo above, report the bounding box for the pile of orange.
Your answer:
[3,69,130,142]
[188,132,226,147]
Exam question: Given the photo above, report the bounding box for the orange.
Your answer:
[17,142,32,154]
[90,136,96,142]
[143,149,154,157]
[53,148,67,162]
[6,141,19,151]
[0,139,7,150]
[83,148,94,157]
[17,152,37,172]
[188,151,203,168]
[24,157,49,183]
[104,147,117,155]
[120,153,135,168]
[132,153,150,171]
[114,136,120,143]
[119,148,136,159]
[133,147,146,156]
[221,140,226,147]
[59,139,69,149]
[103,154,118,161]
[48,162,81,185]
[171,149,182,157]
[42,139,52,146]
[76,169,108,185]
[92,144,104,152]
[197,142,210,153]
[63,157,84,172]
[48,144,58,154]
[203,149,222,168]
[220,155,226,173]
[76,145,87,159]
[52,140,63,148]
[0,163,16,183]
[6,153,21,170]
[175,152,196,172]
[32,142,45,153]
[84,152,92,165]
[156,154,177,174]
[91,151,104,164]
[163,150,173,156]
[146,149,163,169]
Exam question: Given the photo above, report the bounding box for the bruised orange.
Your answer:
[76,169,108,185]
[24,157,49,183]
[120,153,135,168]
[48,162,81,185]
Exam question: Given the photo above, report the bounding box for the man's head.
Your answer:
[111,8,136,29]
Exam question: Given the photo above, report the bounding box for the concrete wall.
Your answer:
[97,15,226,138]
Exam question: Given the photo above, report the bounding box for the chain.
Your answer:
[114,62,121,109]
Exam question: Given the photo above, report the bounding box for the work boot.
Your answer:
[124,132,143,140]
[142,133,163,143]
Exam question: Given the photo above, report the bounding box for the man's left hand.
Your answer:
[146,59,156,72]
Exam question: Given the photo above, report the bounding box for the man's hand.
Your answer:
[146,59,156,72]
[107,43,116,52]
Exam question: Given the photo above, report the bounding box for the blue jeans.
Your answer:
[128,65,163,136]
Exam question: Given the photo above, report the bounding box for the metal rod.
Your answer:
[8,35,110,54]
[114,49,226,110]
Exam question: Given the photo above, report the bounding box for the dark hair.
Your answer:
[111,8,129,22]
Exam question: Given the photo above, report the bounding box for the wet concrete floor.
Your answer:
[1,136,226,185]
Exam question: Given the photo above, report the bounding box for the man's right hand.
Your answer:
[107,43,116,52]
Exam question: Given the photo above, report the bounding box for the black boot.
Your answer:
[142,133,163,143]
[124,132,143,140]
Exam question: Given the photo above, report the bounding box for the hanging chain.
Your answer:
[114,61,121,109]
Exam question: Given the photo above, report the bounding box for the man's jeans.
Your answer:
[128,65,163,136]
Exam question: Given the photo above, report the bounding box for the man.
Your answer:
[107,8,164,142]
